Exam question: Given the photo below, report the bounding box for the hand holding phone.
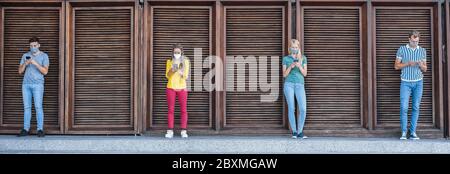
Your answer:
[25,56,32,65]
[172,63,179,71]
[418,59,426,67]
[408,61,417,67]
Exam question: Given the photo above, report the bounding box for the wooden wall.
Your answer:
[0,0,447,138]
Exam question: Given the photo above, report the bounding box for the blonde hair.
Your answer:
[288,39,302,57]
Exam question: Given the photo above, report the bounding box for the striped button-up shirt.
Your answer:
[396,44,427,82]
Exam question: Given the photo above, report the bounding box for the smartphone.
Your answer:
[26,56,31,60]
[172,63,179,70]
[293,59,299,62]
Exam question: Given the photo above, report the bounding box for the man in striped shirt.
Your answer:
[394,30,427,140]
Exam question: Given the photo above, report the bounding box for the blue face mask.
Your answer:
[289,48,299,55]
[30,47,39,53]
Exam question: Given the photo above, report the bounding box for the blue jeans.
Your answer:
[283,82,307,134]
[400,80,423,134]
[22,83,45,131]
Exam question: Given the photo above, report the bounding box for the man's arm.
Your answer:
[18,63,28,75]
[395,59,415,70]
[18,55,28,75]
[418,59,427,72]
[419,49,427,72]
[30,60,48,75]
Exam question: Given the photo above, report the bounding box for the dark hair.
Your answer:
[172,43,184,54]
[409,30,420,39]
[29,36,40,44]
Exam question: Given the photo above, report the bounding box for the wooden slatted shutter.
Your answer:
[151,7,211,128]
[375,8,433,127]
[302,8,362,128]
[225,7,284,128]
[1,8,60,132]
[71,8,134,130]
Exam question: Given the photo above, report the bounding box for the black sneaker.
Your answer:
[17,129,29,137]
[291,132,297,139]
[297,132,308,139]
[37,130,45,137]
[409,132,420,140]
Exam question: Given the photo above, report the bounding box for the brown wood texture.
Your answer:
[1,7,61,132]
[150,6,212,129]
[0,0,446,137]
[224,6,285,128]
[374,7,434,127]
[301,7,362,128]
[445,0,450,137]
[68,7,135,130]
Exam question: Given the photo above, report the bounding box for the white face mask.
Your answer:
[174,53,182,59]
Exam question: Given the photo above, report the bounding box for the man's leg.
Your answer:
[410,80,424,134]
[33,84,45,131]
[22,84,32,131]
[400,81,412,133]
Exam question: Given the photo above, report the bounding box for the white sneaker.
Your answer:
[409,132,420,140]
[400,132,407,140]
[165,130,174,138]
[181,130,188,138]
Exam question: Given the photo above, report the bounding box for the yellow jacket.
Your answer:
[165,58,190,89]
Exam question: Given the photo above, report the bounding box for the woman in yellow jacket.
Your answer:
[165,44,190,138]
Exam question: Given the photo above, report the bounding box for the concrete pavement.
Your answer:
[1,135,449,154]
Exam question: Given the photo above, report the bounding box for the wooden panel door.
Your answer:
[67,7,136,133]
[375,7,433,128]
[301,7,362,129]
[150,7,212,129]
[225,6,285,128]
[1,7,62,133]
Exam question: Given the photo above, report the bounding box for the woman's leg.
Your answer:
[284,82,297,134]
[178,89,188,129]
[166,88,176,129]
[295,83,307,134]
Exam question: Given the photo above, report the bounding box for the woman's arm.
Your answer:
[298,64,307,77]
[180,60,190,79]
[166,60,176,79]
[295,56,307,77]
[283,63,295,77]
